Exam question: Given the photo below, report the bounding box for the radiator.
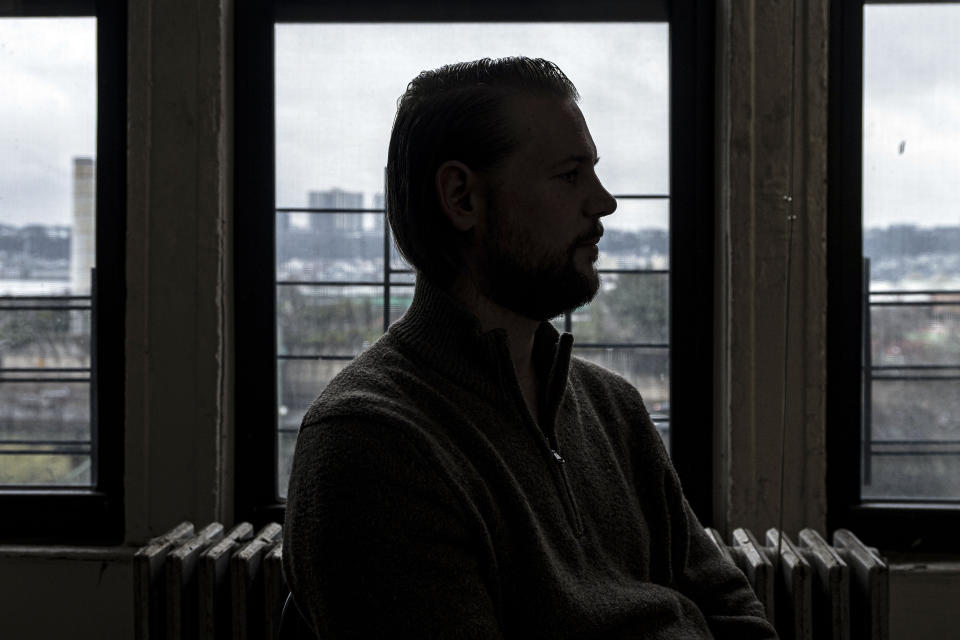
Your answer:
[136,522,887,640]
[704,526,889,640]
[134,521,285,640]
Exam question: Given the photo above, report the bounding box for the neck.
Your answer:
[448,273,541,420]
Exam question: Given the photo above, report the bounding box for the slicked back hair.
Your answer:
[386,57,580,288]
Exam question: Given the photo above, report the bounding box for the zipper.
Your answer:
[497,334,583,537]
[548,440,585,538]
[518,396,586,538]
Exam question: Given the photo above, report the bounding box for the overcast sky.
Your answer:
[275,22,670,233]
[1,9,958,230]
[863,4,960,230]
[0,18,96,229]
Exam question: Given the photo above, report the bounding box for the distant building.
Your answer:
[370,192,385,234]
[307,188,364,235]
[71,157,95,295]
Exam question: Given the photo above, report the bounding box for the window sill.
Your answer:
[833,502,960,554]
[888,554,960,576]
[0,545,134,562]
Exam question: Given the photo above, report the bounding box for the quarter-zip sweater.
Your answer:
[283,277,778,639]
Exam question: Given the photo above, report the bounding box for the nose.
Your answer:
[589,177,618,219]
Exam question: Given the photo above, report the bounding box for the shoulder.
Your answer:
[299,333,429,428]
[566,354,667,460]
[567,354,645,408]
[293,335,475,479]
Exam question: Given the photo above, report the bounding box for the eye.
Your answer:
[559,169,579,184]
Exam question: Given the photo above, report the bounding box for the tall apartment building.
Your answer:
[307,187,364,235]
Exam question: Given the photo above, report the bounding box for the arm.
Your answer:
[622,386,778,639]
[282,417,504,640]
[673,495,779,639]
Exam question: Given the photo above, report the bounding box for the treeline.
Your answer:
[276,226,672,263]
[3,222,956,266]
[0,224,71,261]
[865,225,960,259]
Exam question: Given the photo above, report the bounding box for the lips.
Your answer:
[576,225,604,246]
[577,235,603,246]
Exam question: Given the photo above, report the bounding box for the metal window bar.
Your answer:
[0,291,95,466]
[1,444,93,455]
[861,258,960,486]
[0,377,91,383]
[274,197,671,338]
[0,298,92,311]
[274,196,674,445]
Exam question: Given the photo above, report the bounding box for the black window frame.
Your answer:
[0,0,126,544]
[827,0,960,553]
[235,0,715,528]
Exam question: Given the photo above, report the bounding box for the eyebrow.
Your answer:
[551,154,601,169]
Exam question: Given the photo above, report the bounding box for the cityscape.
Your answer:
[1,160,958,496]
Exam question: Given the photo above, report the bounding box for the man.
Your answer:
[284,57,777,639]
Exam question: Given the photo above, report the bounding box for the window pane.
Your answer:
[0,381,92,486]
[0,18,96,486]
[275,23,669,207]
[574,346,670,448]
[572,272,669,345]
[275,22,670,497]
[0,453,91,486]
[277,211,385,283]
[277,285,385,356]
[862,4,960,500]
[0,304,91,358]
[870,293,960,366]
[277,358,351,498]
[864,455,960,502]
[598,198,670,270]
[0,380,90,439]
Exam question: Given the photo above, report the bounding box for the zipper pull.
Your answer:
[552,449,565,464]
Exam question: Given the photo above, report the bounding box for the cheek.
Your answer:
[495,181,577,244]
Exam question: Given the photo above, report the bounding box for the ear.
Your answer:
[435,160,480,232]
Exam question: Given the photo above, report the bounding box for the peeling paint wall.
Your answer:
[125,0,234,542]
[715,0,828,536]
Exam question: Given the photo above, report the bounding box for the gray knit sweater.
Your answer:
[283,277,777,639]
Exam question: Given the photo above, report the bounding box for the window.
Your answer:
[236,0,715,525]
[0,1,125,543]
[828,0,960,551]
[273,22,671,497]
[0,18,96,487]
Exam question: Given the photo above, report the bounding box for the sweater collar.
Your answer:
[388,275,574,415]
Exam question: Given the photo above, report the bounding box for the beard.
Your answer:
[470,201,602,322]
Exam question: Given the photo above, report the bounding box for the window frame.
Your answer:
[827,0,960,553]
[235,0,716,528]
[0,0,126,544]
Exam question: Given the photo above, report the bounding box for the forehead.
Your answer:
[501,94,596,163]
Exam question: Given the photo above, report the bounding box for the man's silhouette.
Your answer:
[284,56,777,639]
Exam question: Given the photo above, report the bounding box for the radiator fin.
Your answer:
[230,523,283,640]
[199,523,255,640]
[167,522,226,640]
[134,521,195,640]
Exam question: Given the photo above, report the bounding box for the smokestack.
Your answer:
[70,157,95,295]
